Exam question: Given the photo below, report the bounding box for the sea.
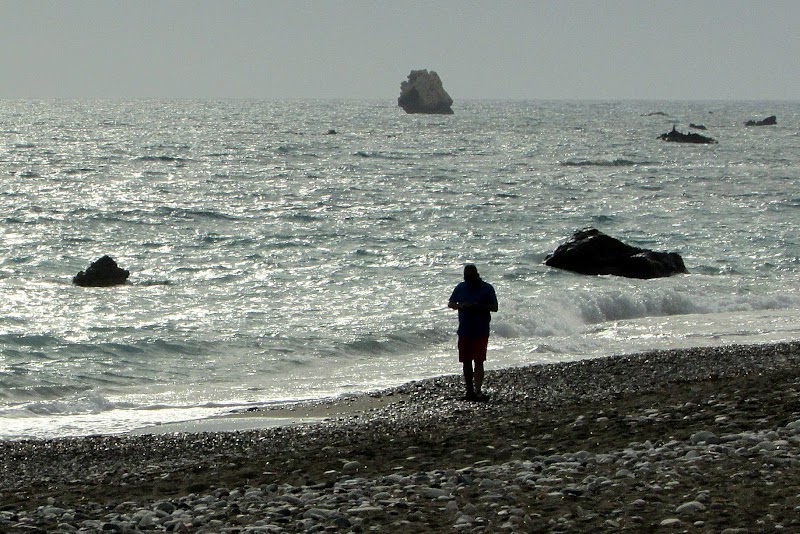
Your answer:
[2,99,799,440]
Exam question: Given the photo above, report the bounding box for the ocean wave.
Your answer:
[134,155,191,163]
[353,150,411,159]
[0,332,62,350]
[338,329,451,358]
[0,384,93,404]
[573,289,701,324]
[158,206,240,221]
[495,281,800,341]
[279,212,323,222]
[5,394,136,417]
[139,279,172,286]
[560,158,655,167]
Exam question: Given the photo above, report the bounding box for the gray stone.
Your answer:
[690,431,719,445]
[342,461,361,474]
[420,487,448,499]
[676,501,706,514]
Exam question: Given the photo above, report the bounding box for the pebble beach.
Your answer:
[2,341,800,533]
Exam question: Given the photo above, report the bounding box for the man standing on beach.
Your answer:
[448,264,498,401]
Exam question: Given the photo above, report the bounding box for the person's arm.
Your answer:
[449,285,462,310]
[487,286,498,313]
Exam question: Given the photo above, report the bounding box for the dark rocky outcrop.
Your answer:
[73,255,130,287]
[658,126,717,144]
[745,115,777,126]
[544,228,688,279]
[398,69,453,114]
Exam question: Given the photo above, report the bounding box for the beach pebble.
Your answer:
[420,487,449,499]
[676,501,706,514]
[304,507,334,519]
[139,512,158,528]
[786,419,800,431]
[342,460,361,473]
[41,505,66,518]
[690,431,719,444]
[615,468,634,478]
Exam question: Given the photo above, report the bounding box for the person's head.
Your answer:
[463,264,481,286]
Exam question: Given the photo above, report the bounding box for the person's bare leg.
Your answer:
[462,361,475,396]
[474,361,484,396]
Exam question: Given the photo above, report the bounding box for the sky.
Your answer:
[0,0,797,101]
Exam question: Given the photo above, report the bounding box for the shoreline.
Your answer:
[2,341,800,532]
[119,377,417,436]
[129,383,415,436]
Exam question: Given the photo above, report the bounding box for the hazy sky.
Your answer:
[0,1,797,101]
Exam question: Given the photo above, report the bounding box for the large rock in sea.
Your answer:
[398,69,454,114]
[73,255,130,287]
[544,228,688,279]
[745,115,776,126]
[658,126,717,144]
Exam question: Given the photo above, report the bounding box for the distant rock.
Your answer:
[544,228,688,279]
[397,69,454,114]
[745,115,776,126]
[658,126,717,144]
[73,255,130,287]
[689,123,707,130]
[643,111,669,116]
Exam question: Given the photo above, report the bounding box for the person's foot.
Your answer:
[475,392,489,402]
[464,391,478,401]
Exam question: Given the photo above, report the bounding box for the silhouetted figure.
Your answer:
[448,264,498,401]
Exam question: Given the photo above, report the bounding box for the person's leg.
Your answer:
[474,360,484,395]
[458,336,475,397]
[473,336,488,398]
[462,360,475,396]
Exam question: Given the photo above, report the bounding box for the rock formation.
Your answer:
[544,228,688,279]
[73,255,130,287]
[397,70,453,114]
[658,126,717,144]
[745,115,777,126]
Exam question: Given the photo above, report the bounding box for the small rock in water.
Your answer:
[72,255,130,287]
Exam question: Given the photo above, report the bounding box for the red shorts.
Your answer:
[458,336,488,363]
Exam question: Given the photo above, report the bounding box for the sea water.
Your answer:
[1,99,799,439]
